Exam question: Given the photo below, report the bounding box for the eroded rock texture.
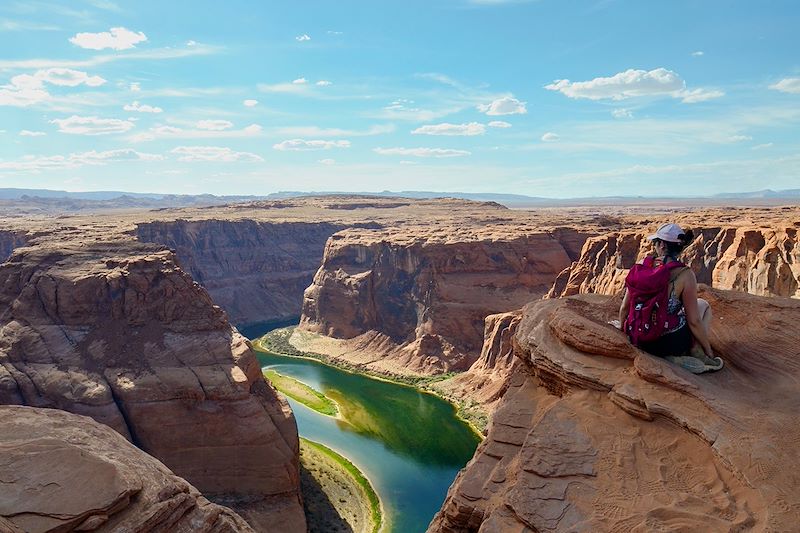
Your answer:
[136,219,346,326]
[300,227,587,374]
[549,222,799,299]
[0,406,255,533]
[430,288,800,532]
[0,242,304,531]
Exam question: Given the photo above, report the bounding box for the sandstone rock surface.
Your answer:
[430,287,800,532]
[0,240,304,531]
[549,207,800,299]
[0,405,255,533]
[299,226,589,374]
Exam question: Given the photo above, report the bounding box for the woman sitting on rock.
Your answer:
[618,223,724,373]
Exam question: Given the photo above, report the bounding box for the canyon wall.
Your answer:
[0,230,27,262]
[549,223,800,299]
[299,227,588,373]
[136,219,347,327]
[0,405,255,533]
[430,288,800,532]
[0,241,305,531]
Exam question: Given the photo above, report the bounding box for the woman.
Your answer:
[619,223,723,372]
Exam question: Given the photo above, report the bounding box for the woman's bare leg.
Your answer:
[691,298,713,359]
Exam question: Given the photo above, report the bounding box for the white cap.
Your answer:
[647,222,684,243]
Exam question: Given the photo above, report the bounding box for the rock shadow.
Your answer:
[300,464,354,533]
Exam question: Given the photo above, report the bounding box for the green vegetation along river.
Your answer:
[253,341,480,532]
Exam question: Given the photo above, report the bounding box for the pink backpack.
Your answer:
[624,256,685,346]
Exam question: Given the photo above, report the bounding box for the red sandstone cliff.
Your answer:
[430,288,800,532]
[0,406,256,533]
[549,221,799,299]
[135,219,346,326]
[0,241,305,531]
[299,227,588,374]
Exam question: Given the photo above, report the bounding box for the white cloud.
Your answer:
[373,147,471,158]
[258,82,310,94]
[770,78,800,94]
[130,123,262,142]
[488,120,511,128]
[275,124,394,137]
[691,51,704,57]
[69,27,147,50]
[130,82,141,92]
[677,88,725,103]
[412,122,486,136]
[378,99,461,121]
[0,43,217,70]
[541,132,559,142]
[50,115,135,135]
[295,34,311,42]
[273,139,351,151]
[35,68,106,87]
[19,130,46,136]
[752,143,773,150]
[0,68,105,107]
[327,30,343,36]
[292,77,308,85]
[123,101,163,113]
[243,99,259,107]
[728,135,753,142]
[186,40,197,46]
[0,149,162,172]
[545,68,684,100]
[196,119,233,131]
[612,108,634,118]
[319,158,336,165]
[171,146,263,162]
[477,96,527,115]
[316,80,333,86]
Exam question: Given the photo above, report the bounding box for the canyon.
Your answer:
[0,197,798,532]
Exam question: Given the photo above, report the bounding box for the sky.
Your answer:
[1,0,799,198]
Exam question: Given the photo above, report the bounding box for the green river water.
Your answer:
[242,322,481,532]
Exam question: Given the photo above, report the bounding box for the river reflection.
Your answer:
[256,351,480,532]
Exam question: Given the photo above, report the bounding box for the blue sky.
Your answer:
[1,0,798,197]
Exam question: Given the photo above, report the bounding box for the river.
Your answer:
[243,323,480,532]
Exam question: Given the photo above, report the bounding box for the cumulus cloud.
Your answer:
[752,143,773,150]
[691,51,704,57]
[488,120,511,128]
[770,78,800,94]
[130,82,141,92]
[295,34,311,42]
[1,68,105,107]
[677,88,725,103]
[35,68,106,87]
[541,132,559,142]
[316,80,332,86]
[612,108,634,118]
[545,68,684,100]
[319,158,336,165]
[0,149,162,172]
[123,101,163,113]
[477,96,527,115]
[130,123,262,142]
[275,124,394,137]
[50,115,135,135]
[373,147,471,158]
[196,119,233,131]
[19,130,46,136]
[171,146,263,162]
[243,99,259,107]
[273,139,351,151]
[69,27,147,50]
[412,122,486,136]
[292,77,308,85]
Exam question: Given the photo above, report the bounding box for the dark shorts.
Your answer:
[639,324,692,357]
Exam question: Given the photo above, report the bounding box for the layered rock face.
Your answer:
[549,222,800,299]
[430,288,800,532]
[0,241,304,531]
[136,219,346,326]
[0,230,26,262]
[300,227,587,373]
[0,406,255,533]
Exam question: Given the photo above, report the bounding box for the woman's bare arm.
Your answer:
[618,288,629,330]
[681,270,714,356]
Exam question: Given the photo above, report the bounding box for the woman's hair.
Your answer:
[664,229,695,257]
